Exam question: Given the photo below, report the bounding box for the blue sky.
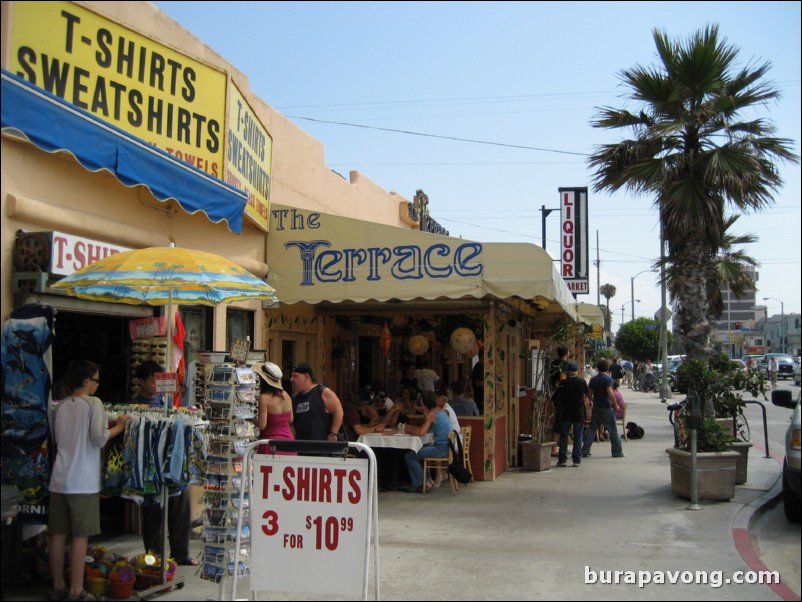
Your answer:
[154,1,801,330]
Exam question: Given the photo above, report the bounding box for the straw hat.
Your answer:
[253,362,283,389]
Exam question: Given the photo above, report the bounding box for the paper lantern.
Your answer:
[408,335,429,356]
[380,322,392,356]
[450,327,477,355]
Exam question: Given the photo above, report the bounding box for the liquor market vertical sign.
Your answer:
[559,187,589,295]
[8,1,227,178]
[250,455,370,596]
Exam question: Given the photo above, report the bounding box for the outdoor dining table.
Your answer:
[357,432,434,490]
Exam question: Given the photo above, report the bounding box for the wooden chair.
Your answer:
[591,405,628,441]
[422,431,458,496]
[460,426,473,481]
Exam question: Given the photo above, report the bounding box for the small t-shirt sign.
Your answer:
[154,372,178,393]
[129,317,166,339]
[230,337,250,363]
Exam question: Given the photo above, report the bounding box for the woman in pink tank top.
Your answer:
[253,362,296,455]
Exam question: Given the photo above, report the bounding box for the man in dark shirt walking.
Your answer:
[582,359,625,458]
[556,361,589,467]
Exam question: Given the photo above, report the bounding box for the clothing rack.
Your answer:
[104,405,208,599]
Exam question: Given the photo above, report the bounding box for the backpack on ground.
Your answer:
[448,430,472,484]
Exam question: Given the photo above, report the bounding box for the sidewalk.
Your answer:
[4,387,799,601]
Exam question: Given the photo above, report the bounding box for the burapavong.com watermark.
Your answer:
[585,566,780,588]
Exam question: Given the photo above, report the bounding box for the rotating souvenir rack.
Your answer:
[197,362,258,594]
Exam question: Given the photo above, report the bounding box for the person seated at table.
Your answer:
[399,363,419,398]
[397,385,426,416]
[403,392,451,493]
[447,380,480,416]
[435,388,461,435]
[341,391,385,438]
[352,386,379,422]
[381,386,417,428]
[370,381,393,412]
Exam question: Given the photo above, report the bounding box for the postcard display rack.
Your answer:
[198,360,258,594]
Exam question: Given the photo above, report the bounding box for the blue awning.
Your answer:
[1,70,246,234]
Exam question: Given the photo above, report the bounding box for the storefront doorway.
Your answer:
[51,311,129,405]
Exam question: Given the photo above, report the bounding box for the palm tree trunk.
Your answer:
[672,238,713,359]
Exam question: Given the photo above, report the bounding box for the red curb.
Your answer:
[733,528,801,601]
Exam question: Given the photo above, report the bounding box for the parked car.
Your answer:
[730,358,747,390]
[771,389,801,522]
[761,353,796,380]
[667,357,686,392]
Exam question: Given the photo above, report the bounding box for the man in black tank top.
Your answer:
[290,364,344,441]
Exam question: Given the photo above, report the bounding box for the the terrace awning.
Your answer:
[266,204,578,321]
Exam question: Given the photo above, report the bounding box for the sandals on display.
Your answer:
[175,555,199,566]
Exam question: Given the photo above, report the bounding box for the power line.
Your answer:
[276,90,619,111]
[286,115,589,156]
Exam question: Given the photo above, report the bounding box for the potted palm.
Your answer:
[666,415,739,500]
[520,391,555,471]
[673,357,767,484]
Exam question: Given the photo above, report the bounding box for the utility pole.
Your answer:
[659,223,671,403]
[594,230,601,306]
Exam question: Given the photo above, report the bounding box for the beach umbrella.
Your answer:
[52,244,278,404]
[51,245,277,306]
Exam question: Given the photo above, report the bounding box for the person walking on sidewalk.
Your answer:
[582,359,625,459]
[556,361,589,467]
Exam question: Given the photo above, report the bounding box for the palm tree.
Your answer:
[589,26,798,360]
[663,214,758,324]
[599,283,617,343]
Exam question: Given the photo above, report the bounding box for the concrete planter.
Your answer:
[665,448,739,501]
[715,417,735,437]
[730,440,753,485]
[520,441,553,472]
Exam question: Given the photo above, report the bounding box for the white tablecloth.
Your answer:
[357,432,433,452]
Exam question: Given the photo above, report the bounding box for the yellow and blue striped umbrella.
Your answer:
[51,246,277,306]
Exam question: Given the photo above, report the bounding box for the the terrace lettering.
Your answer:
[284,240,483,286]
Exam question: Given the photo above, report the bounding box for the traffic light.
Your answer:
[734,322,741,330]
[795,318,799,329]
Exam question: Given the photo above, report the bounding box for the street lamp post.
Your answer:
[631,269,657,321]
[621,300,641,325]
[763,297,785,353]
[540,205,559,251]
